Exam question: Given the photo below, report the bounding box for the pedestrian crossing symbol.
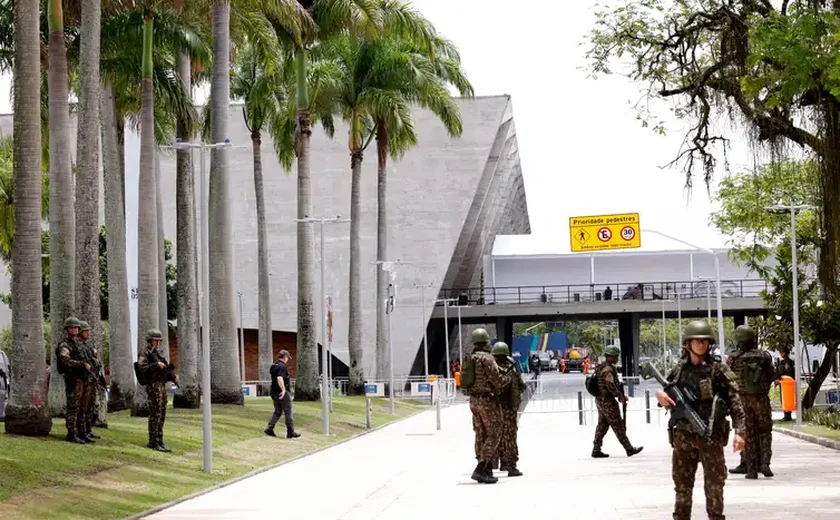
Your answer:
[576,229,591,245]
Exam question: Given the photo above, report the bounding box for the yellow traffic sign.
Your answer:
[569,213,641,252]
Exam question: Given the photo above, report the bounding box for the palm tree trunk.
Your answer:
[46,0,75,418]
[101,81,133,412]
[252,130,273,395]
[375,121,389,383]
[156,149,169,362]
[131,15,160,417]
[294,49,319,401]
[5,0,51,435]
[209,0,243,404]
[75,0,104,428]
[173,51,199,409]
[348,150,365,394]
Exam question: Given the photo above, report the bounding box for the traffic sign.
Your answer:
[569,213,641,252]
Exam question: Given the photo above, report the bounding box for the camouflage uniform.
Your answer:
[728,325,775,478]
[666,321,746,520]
[77,321,100,441]
[592,345,642,457]
[138,329,177,452]
[56,317,88,443]
[464,328,511,484]
[492,342,525,476]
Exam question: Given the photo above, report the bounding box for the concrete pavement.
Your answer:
[147,394,840,520]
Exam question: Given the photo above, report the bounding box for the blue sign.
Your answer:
[828,390,839,405]
[418,383,431,393]
[364,384,377,394]
[241,386,251,396]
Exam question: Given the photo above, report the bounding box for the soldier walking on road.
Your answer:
[461,328,511,484]
[77,321,101,443]
[56,317,90,444]
[656,321,746,520]
[137,329,178,452]
[592,345,643,458]
[775,348,796,421]
[728,325,775,479]
[491,342,525,477]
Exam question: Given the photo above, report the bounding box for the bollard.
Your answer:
[435,381,442,431]
[365,398,372,430]
[645,390,651,424]
[578,391,584,425]
[628,378,635,397]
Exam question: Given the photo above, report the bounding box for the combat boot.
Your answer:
[626,446,644,457]
[471,461,498,484]
[728,462,746,474]
[591,448,609,458]
[506,467,523,477]
[88,432,101,440]
[745,471,758,479]
[760,465,774,478]
[66,435,86,444]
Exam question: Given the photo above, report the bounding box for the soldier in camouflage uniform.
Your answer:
[656,321,746,520]
[76,321,100,442]
[775,347,796,421]
[464,328,511,484]
[491,342,525,477]
[727,325,775,479]
[56,316,90,444]
[137,329,178,452]
[592,345,643,458]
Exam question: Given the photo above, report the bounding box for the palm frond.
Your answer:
[313,0,383,41]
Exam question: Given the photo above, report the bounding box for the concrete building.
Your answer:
[0,94,531,382]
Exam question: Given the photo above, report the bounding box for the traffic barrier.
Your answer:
[454,371,461,387]
[780,375,796,413]
[645,390,651,424]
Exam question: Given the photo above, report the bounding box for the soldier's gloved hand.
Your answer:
[619,395,628,404]
[733,433,745,452]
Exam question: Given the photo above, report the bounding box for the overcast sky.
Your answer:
[0,0,771,255]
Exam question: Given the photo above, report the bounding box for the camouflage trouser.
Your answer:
[78,379,96,436]
[64,377,85,437]
[672,428,727,520]
[147,382,168,445]
[470,395,502,462]
[743,394,773,470]
[593,397,632,451]
[498,408,519,467]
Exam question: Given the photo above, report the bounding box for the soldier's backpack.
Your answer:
[460,354,476,391]
[584,372,600,397]
[743,361,764,395]
[133,360,147,386]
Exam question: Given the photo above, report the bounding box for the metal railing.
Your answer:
[439,278,768,306]
[243,376,456,402]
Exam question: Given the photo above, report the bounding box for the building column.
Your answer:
[495,317,513,349]
[619,313,641,378]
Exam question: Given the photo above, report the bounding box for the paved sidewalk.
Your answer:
[148,399,840,520]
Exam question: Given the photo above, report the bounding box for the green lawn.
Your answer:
[799,424,840,442]
[0,396,427,519]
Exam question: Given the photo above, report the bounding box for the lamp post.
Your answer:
[641,229,726,358]
[160,138,240,473]
[237,291,245,381]
[296,216,351,434]
[411,283,434,378]
[767,201,816,426]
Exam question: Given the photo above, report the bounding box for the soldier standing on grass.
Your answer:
[490,341,525,477]
[461,328,511,484]
[591,345,643,458]
[656,321,746,520]
[56,316,90,444]
[728,325,775,479]
[137,329,178,452]
[77,321,101,442]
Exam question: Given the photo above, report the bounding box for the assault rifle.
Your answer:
[640,361,710,439]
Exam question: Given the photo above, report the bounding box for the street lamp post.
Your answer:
[641,229,726,357]
[767,201,816,426]
[296,216,351,435]
[160,138,238,473]
[237,292,245,381]
[411,283,433,378]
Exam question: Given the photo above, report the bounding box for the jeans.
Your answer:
[267,392,294,434]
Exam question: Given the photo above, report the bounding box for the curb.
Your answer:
[773,425,840,451]
[123,409,424,520]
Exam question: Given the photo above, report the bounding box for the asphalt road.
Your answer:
[528,370,660,400]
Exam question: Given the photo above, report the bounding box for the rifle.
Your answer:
[640,361,710,439]
[618,372,627,426]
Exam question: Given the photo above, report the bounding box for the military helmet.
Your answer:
[63,316,82,329]
[79,321,90,331]
[734,325,756,346]
[145,329,164,342]
[604,345,621,357]
[471,328,491,345]
[683,320,716,344]
[491,342,510,357]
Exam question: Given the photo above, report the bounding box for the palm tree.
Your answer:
[279,0,381,401]
[5,0,51,435]
[45,0,77,419]
[230,41,290,396]
[0,137,50,260]
[372,27,472,383]
[75,0,105,426]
